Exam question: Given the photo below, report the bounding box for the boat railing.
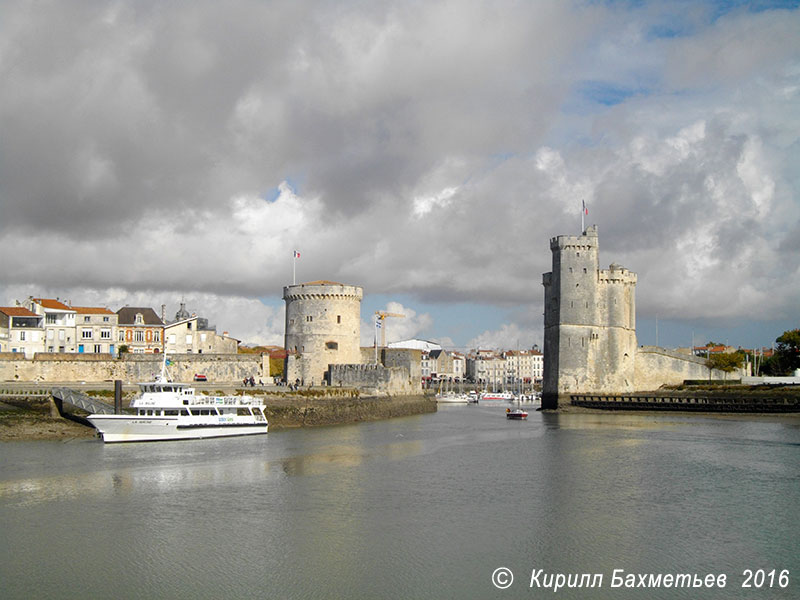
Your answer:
[190,395,264,407]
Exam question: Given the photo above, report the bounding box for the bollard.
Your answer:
[114,380,123,414]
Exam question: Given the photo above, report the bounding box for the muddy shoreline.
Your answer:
[0,394,438,441]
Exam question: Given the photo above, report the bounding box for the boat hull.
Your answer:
[87,415,268,443]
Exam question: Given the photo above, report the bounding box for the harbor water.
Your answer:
[1,404,798,599]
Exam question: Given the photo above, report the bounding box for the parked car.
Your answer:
[193,373,208,382]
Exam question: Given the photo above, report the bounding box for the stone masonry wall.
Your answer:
[283,282,363,386]
[634,346,733,390]
[0,353,267,383]
[328,363,417,396]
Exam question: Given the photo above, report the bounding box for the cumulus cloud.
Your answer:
[1,0,797,349]
[360,302,434,347]
[467,323,539,353]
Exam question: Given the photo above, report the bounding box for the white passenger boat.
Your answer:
[87,362,268,443]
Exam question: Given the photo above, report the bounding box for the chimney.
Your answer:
[161,304,166,323]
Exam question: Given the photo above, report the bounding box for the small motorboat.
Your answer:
[506,408,528,420]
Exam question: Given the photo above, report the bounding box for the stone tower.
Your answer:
[283,280,363,385]
[541,226,637,409]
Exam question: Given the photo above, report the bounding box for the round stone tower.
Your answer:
[283,280,363,386]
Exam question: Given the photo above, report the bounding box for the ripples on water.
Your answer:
[1,407,798,599]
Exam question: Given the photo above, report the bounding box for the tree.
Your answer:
[705,352,743,376]
[762,328,800,376]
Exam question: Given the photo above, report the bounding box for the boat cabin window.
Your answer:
[180,409,190,416]
[164,410,179,416]
[147,410,154,416]
[237,407,252,416]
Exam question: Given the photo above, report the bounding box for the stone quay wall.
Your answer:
[0,353,268,384]
[633,346,734,391]
[327,363,418,396]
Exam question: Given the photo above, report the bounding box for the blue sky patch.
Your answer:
[578,80,645,106]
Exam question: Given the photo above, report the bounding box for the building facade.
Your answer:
[23,298,77,353]
[283,281,363,385]
[116,307,164,353]
[0,307,44,358]
[73,306,118,355]
[164,316,239,354]
[503,349,544,385]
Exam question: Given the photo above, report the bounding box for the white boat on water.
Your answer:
[480,391,515,401]
[435,391,470,404]
[87,361,268,443]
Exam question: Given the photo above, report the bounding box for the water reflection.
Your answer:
[1,410,798,600]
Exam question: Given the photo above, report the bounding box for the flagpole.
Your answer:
[293,253,296,285]
[581,199,585,233]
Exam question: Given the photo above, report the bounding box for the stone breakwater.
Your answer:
[563,385,800,413]
[0,391,437,441]
[263,394,437,428]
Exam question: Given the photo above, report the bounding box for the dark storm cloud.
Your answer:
[0,0,797,346]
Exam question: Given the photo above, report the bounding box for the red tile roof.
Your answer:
[33,298,72,311]
[0,307,39,317]
[72,306,115,315]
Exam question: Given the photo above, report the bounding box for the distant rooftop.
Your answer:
[0,306,39,317]
[32,298,72,311]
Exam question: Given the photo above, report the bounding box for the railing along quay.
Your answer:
[0,387,52,400]
[571,394,800,413]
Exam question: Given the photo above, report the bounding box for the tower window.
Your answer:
[337,315,341,324]
[326,341,339,350]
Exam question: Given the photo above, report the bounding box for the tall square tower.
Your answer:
[541,226,637,409]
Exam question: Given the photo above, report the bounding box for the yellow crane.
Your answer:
[375,311,405,348]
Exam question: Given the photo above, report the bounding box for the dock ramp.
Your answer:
[51,387,116,428]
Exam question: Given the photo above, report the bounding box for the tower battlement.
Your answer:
[598,264,637,285]
[550,225,599,251]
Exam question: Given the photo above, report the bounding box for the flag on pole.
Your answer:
[292,250,300,284]
[582,199,588,215]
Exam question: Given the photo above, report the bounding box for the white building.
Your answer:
[164,315,238,354]
[503,349,544,385]
[389,339,442,352]
[0,307,44,358]
[23,298,77,353]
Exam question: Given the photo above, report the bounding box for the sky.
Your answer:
[1,0,798,352]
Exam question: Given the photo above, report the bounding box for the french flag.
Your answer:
[582,200,588,215]
[293,250,300,258]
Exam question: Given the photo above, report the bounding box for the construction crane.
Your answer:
[374,311,405,348]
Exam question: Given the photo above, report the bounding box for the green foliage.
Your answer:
[762,328,800,376]
[269,357,284,377]
[118,345,129,355]
[705,352,743,373]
